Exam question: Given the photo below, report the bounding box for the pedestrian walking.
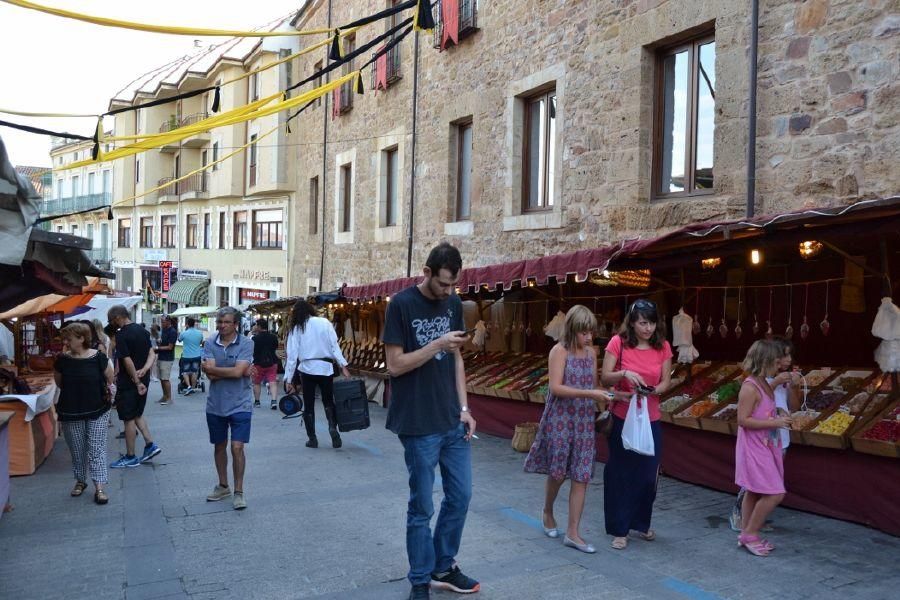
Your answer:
[155,315,177,405]
[735,340,791,557]
[178,317,204,394]
[383,242,480,599]
[283,300,351,448]
[53,322,115,504]
[250,318,280,409]
[202,306,254,510]
[600,299,673,550]
[107,305,161,469]
[524,305,612,554]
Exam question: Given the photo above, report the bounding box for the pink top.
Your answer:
[734,377,786,495]
[605,335,673,422]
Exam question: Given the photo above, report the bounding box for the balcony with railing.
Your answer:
[41,192,110,217]
[370,43,402,91]
[157,177,178,203]
[181,112,211,147]
[432,0,479,49]
[179,172,209,200]
[88,247,112,267]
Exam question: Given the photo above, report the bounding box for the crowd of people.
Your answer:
[49,241,797,599]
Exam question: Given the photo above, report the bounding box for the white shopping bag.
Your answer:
[621,394,655,456]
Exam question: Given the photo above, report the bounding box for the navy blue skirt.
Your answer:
[603,415,662,536]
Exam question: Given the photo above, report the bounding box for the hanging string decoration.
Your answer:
[785,285,794,339]
[800,284,810,340]
[820,281,831,336]
[734,287,743,339]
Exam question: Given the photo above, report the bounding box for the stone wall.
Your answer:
[287,0,899,293]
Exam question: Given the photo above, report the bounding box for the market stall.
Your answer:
[339,197,900,535]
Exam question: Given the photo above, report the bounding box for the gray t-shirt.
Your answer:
[383,285,464,436]
[202,333,254,417]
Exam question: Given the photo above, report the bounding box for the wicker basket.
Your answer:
[511,422,539,452]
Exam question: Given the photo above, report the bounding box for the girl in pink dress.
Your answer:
[735,340,792,556]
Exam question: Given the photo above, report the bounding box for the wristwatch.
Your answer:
[460,406,470,413]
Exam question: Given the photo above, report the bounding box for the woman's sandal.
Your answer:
[71,482,87,497]
[738,534,770,556]
[634,529,656,541]
[94,489,109,505]
[611,537,628,550]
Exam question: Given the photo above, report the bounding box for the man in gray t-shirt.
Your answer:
[201,306,254,510]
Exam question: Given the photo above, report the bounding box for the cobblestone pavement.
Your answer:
[1,382,897,599]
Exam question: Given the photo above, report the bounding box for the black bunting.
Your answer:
[211,87,221,113]
[415,0,435,30]
[329,29,342,61]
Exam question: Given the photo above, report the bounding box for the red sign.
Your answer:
[159,261,173,292]
[240,288,269,301]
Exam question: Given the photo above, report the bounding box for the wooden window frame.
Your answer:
[651,32,716,200]
[252,209,283,249]
[218,211,227,249]
[248,134,258,187]
[382,147,398,227]
[455,119,473,221]
[203,213,211,249]
[309,176,319,235]
[160,215,176,248]
[185,214,199,249]
[339,164,352,233]
[521,87,556,213]
[233,210,248,248]
[118,218,131,248]
[139,217,153,248]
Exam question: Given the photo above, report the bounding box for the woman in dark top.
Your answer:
[53,322,115,504]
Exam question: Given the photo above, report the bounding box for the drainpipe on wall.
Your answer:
[405,30,420,277]
[746,0,759,218]
[318,0,332,291]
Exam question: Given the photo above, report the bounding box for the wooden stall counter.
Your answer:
[0,378,58,476]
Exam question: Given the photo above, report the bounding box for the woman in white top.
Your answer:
[284,299,351,449]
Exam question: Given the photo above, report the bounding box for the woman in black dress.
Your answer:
[53,322,115,504]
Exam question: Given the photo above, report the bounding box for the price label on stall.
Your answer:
[159,260,173,292]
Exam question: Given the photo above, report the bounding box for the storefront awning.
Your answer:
[167,279,209,306]
[169,305,218,317]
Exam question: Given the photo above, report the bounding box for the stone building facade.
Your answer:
[285,0,898,293]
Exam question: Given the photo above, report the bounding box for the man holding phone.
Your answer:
[383,242,480,600]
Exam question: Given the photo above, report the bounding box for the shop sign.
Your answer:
[143,249,166,262]
[240,288,270,301]
[237,268,272,281]
[180,268,210,280]
[159,260,173,292]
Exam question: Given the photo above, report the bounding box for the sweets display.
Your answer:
[678,399,718,418]
[713,404,738,421]
[791,410,820,430]
[660,395,688,412]
[710,380,741,405]
[803,390,846,412]
[802,369,834,387]
[811,411,855,435]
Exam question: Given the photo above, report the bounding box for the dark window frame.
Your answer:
[248,134,258,187]
[651,31,716,200]
[455,119,473,221]
[521,87,557,213]
[185,214,199,248]
[203,213,211,249]
[339,164,352,233]
[233,210,248,248]
[118,218,131,248]
[160,215,176,248]
[252,209,283,249]
[382,147,398,227]
[309,176,319,235]
[139,216,153,248]
[218,212,227,249]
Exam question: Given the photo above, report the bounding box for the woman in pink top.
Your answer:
[600,299,673,550]
[735,340,791,556]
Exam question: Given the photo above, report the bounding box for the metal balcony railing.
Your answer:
[158,112,210,133]
[180,172,208,194]
[88,247,112,264]
[157,176,178,199]
[41,192,110,217]
[432,0,479,49]
[180,112,209,127]
[159,117,180,133]
[370,43,402,90]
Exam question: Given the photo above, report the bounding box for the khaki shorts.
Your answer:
[155,360,174,380]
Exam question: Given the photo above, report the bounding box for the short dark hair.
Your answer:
[186,317,196,327]
[107,304,129,321]
[255,318,268,330]
[425,242,462,277]
[618,298,667,350]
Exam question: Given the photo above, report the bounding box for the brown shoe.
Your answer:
[71,482,87,497]
[94,489,109,505]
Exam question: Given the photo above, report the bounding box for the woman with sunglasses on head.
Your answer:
[600,299,673,550]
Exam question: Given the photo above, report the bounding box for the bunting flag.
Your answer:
[374,46,389,92]
[332,88,341,120]
[440,0,459,50]
[414,0,436,31]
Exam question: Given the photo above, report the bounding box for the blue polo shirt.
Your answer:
[202,332,254,417]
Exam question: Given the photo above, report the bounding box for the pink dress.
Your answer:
[735,378,786,495]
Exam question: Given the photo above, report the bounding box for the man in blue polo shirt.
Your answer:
[201,306,254,510]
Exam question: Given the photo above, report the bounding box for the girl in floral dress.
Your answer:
[524,305,611,553]
[735,340,792,556]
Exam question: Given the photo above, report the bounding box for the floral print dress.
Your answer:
[524,353,596,482]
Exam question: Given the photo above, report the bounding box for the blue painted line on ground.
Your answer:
[500,507,543,532]
[662,577,725,600]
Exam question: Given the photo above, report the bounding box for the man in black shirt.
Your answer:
[155,315,177,405]
[250,318,280,409]
[107,305,162,469]
[383,242,479,599]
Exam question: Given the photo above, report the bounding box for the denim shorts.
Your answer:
[206,411,252,444]
[179,356,201,374]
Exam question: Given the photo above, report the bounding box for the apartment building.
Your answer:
[45,139,115,271]
[284,0,898,293]
[108,30,299,315]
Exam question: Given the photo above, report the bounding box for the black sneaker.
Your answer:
[431,566,480,594]
[254,400,261,408]
[408,584,431,600]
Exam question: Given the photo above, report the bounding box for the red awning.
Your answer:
[339,196,900,301]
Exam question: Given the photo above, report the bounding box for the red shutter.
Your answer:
[332,88,341,119]
[375,45,389,93]
[441,0,459,50]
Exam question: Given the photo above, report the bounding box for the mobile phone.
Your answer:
[463,328,477,336]
[637,384,656,395]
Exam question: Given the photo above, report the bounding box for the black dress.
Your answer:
[53,352,110,421]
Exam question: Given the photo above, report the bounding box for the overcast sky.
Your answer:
[0,0,301,167]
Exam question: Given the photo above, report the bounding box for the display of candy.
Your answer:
[791,410,820,430]
[713,380,741,404]
[679,399,718,418]
[660,396,688,412]
[831,376,865,390]
[713,405,738,421]
[844,392,870,415]
[803,370,833,387]
[812,411,855,435]
[682,377,714,397]
[805,390,845,411]
[862,420,899,442]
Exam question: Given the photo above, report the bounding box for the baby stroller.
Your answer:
[176,357,206,394]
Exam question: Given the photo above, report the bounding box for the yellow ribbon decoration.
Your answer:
[66,71,359,170]
[4,0,333,36]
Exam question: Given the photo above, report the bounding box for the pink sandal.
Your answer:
[738,534,770,556]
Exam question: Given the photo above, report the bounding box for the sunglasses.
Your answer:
[630,299,656,313]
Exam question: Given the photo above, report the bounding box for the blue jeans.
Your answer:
[399,422,472,585]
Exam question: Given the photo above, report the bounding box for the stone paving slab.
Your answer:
[1,382,897,599]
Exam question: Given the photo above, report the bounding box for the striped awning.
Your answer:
[166,279,209,306]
